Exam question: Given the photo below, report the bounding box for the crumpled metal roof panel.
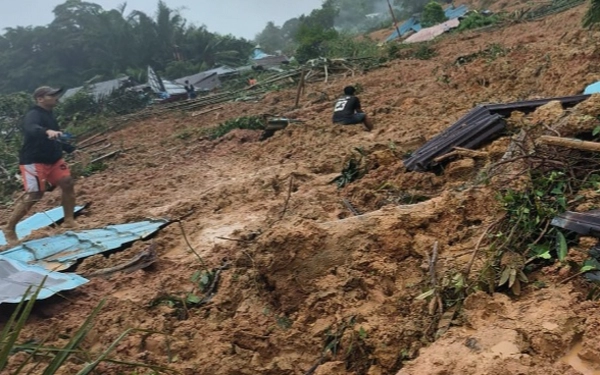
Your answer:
[404,95,592,171]
[445,4,470,20]
[0,256,88,304]
[1,220,168,270]
[0,205,86,246]
[551,209,600,236]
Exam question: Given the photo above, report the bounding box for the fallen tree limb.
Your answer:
[539,135,600,152]
[83,243,158,277]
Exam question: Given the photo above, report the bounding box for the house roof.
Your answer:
[175,72,220,91]
[62,77,132,101]
[253,55,289,68]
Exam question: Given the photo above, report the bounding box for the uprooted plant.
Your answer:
[305,316,374,375]
[331,147,369,188]
[478,132,600,295]
[415,128,600,330]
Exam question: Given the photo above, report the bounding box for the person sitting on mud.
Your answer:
[332,85,373,131]
[2,86,77,246]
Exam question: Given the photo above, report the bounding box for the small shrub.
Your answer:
[206,116,265,140]
[456,12,501,32]
[413,44,437,60]
[421,1,448,27]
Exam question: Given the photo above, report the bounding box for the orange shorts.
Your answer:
[20,159,71,193]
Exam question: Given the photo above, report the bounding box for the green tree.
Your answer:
[420,1,447,27]
[255,22,285,53]
[0,0,253,94]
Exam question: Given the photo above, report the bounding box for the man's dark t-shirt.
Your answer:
[19,106,75,165]
[332,95,361,123]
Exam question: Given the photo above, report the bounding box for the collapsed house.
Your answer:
[385,4,469,42]
[62,76,136,101]
[174,66,239,92]
[251,46,290,70]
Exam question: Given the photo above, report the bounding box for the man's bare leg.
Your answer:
[363,115,374,131]
[56,176,76,228]
[3,192,43,246]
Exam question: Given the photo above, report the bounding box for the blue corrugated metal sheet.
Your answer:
[0,256,88,304]
[445,4,469,20]
[386,16,421,42]
[1,220,168,270]
[386,5,468,42]
[0,205,85,246]
[584,82,600,94]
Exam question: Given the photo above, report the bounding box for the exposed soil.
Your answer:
[3,2,600,375]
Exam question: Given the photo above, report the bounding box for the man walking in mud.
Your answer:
[2,86,77,246]
[332,85,373,131]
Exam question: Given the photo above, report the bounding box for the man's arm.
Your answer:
[354,97,364,113]
[21,111,47,137]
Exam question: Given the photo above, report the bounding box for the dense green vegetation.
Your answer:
[0,0,254,94]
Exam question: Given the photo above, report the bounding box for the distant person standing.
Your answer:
[184,80,196,99]
[248,77,258,86]
[332,86,373,131]
[3,86,77,246]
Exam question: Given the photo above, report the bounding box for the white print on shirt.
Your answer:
[334,99,348,112]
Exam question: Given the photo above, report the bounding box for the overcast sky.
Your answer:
[0,0,324,40]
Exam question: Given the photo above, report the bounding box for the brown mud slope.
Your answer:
[3,4,600,375]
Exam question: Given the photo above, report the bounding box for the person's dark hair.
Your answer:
[344,86,356,95]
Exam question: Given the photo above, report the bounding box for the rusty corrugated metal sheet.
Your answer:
[404,95,591,171]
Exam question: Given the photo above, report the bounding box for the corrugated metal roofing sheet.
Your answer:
[0,256,88,304]
[385,16,420,42]
[444,4,469,20]
[551,209,600,236]
[0,206,85,246]
[404,95,591,171]
[1,220,168,271]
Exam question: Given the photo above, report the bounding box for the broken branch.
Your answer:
[463,217,504,278]
[279,174,295,219]
[178,221,207,270]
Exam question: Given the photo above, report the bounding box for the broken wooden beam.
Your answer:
[433,147,489,163]
[539,135,600,152]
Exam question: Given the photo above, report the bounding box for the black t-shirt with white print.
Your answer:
[332,95,361,123]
